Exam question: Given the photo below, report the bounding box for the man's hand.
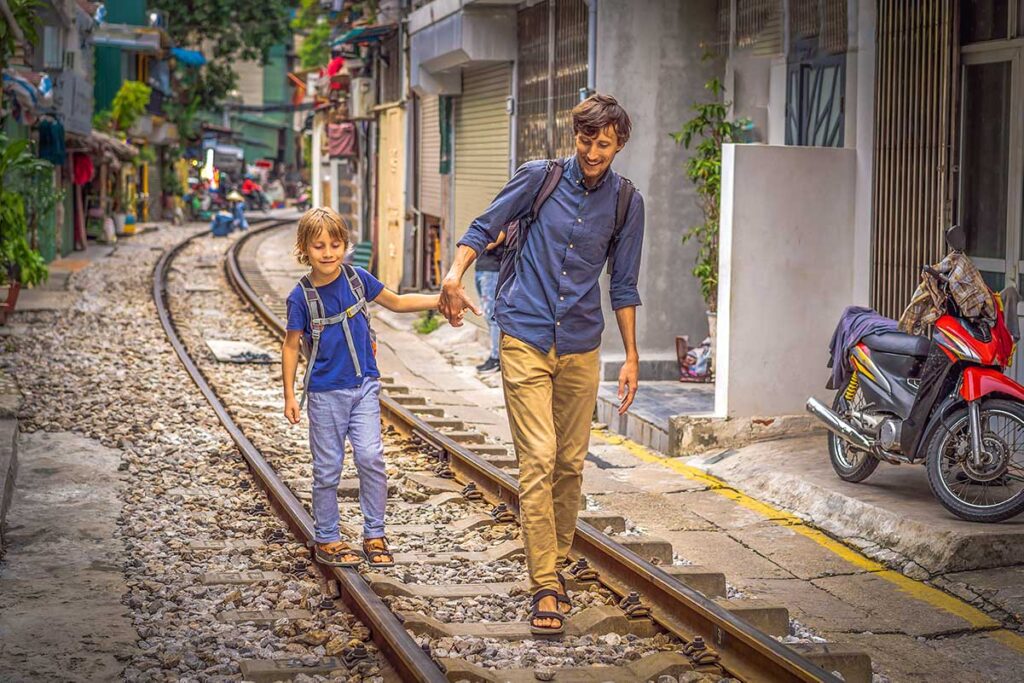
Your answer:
[617,358,639,415]
[438,277,481,327]
[284,396,301,424]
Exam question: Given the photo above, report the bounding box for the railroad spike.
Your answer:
[567,557,600,583]
[490,502,516,523]
[461,482,484,501]
[617,591,652,620]
[341,642,370,668]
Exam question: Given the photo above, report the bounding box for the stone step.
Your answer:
[468,444,511,456]
[391,539,524,565]
[612,535,674,566]
[477,451,517,468]
[412,406,445,417]
[382,384,410,394]
[399,605,661,640]
[440,652,697,683]
[791,643,873,683]
[577,511,626,534]
[404,471,464,494]
[423,417,465,430]
[391,395,427,406]
[713,598,789,637]
[340,513,493,538]
[365,574,521,599]
[443,431,486,444]
[287,478,400,501]
[661,565,727,598]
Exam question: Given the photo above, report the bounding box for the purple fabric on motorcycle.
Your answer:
[827,306,900,390]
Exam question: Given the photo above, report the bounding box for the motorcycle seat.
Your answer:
[861,332,931,358]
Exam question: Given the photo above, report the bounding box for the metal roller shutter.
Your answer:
[453,64,512,246]
[418,95,443,218]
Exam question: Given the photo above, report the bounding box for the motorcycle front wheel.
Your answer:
[828,388,879,483]
[925,398,1024,522]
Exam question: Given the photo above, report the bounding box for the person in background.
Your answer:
[474,232,506,374]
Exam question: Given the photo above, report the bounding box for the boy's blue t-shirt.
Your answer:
[286,267,385,392]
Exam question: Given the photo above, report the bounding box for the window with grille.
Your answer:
[515,0,588,163]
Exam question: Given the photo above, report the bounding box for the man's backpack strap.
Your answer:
[496,159,565,299]
[530,159,565,221]
[606,177,637,276]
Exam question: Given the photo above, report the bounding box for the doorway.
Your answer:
[957,44,1024,374]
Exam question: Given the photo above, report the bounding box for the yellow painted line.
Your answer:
[590,429,1024,650]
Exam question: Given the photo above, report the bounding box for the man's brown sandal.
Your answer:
[529,589,566,635]
[362,537,395,567]
[555,572,572,614]
[315,541,362,567]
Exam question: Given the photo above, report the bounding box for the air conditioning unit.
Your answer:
[350,77,376,118]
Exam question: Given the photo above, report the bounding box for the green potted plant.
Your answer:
[0,134,50,323]
[671,78,748,371]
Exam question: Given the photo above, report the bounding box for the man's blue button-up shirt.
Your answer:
[457,155,644,355]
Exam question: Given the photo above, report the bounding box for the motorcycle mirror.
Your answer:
[946,224,967,252]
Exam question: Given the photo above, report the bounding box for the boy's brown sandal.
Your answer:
[362,537,395,567]
[315,541,362,567]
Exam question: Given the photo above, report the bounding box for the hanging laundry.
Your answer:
[38,118,66,166]
[327,121,357,157]
[72,153,94,185]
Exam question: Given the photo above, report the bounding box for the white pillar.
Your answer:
[311,116,323,209]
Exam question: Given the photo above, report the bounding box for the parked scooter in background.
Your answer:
[242,175,270,212]
[807,225,1024,522]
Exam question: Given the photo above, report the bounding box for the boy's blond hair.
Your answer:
[294,207,352,266]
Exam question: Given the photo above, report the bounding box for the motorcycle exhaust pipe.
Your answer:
[805,397,874,451]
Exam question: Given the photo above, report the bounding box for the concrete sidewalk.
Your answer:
[256,225,1024,681]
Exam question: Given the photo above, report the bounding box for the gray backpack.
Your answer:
[297,264,376,408]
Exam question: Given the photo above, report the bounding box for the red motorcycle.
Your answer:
[807,225,1024,522]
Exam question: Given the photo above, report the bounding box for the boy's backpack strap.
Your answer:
[606,176,637,276]
[298,274,326,409]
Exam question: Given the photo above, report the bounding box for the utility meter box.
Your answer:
[351,77,376,118]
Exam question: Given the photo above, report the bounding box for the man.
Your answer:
[474,232,506,374]
[438,93,643,634]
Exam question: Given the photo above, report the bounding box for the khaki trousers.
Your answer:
[499,333,600,594]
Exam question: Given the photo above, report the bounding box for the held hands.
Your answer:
[438,277,482,327]
[617,358,639,415]
[284,396,301,424]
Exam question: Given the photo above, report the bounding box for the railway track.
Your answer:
[155,219,871,682]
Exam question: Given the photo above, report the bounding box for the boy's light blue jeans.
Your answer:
[307,377,387,543]
[475,269,500,360]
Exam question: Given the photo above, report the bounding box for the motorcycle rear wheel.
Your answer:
[828,389,880,483]
[925,398,1024,523]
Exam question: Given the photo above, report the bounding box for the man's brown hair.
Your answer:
[294,207,351,266]
[571,93,632,146]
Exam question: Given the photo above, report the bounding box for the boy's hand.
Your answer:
[284,397,301,424]
[439,277,481,327]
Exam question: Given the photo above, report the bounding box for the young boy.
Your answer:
[282,207,439,567]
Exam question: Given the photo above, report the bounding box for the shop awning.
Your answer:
[331,24,396,48]
[90,130,139,159]
[92,23,164,53]
[170,47,206,67]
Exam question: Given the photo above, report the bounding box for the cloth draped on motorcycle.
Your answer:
[899,252,996,335]
[827,306,899,390]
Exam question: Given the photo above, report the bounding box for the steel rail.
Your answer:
[227,222,841,683]
[155,223,446,683]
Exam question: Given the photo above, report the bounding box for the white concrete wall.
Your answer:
[716,143,857,417]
